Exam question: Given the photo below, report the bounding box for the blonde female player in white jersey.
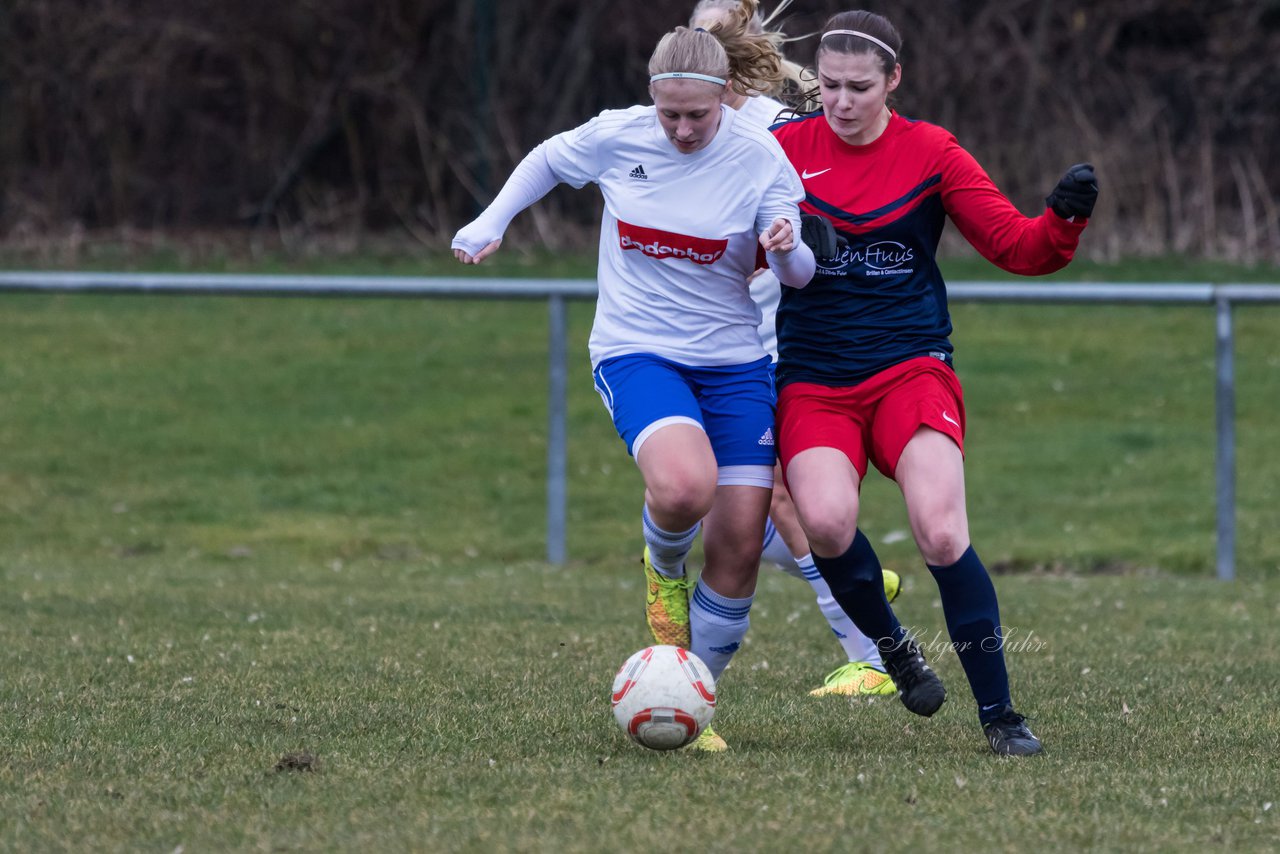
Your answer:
[691,0,902,700]
[453,0,815,751]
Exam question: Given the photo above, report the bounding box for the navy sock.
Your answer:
[927,545,1012,722]
[811,530,906,650]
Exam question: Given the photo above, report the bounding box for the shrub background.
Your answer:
[1,0,1277,262]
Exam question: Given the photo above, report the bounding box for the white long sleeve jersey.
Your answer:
[453,104,807,368]
[736,94,789,360]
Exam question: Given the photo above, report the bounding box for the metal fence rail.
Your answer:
[4,271,1279,579]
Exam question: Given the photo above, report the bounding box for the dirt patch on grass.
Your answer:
[987,558,1164,577]
[274,752,319,773]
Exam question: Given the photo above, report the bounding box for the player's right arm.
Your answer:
[451,142,561,265]
[452,114,607,264]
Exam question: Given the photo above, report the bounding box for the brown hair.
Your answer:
[689,0,806,98]
[651,0,785,98]
[815,10,902,78]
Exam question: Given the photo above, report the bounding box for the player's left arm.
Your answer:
[760,216,815,287]
[941,138,1095,276]
[756,159,815,288]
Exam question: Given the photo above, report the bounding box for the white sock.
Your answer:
[689,578,753,682]
[642,504,698,578]
[760,517,800,573]
[797,554,883,668]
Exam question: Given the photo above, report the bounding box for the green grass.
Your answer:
[1,280,1279,850]
[2,292,1277,574]
[3,562,1279,850]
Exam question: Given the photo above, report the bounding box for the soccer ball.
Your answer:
[610,645,716,750]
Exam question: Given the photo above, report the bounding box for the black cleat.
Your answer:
[879,637,946,717]
[983,706,1043,756]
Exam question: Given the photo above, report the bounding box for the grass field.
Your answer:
[1,266,1279,850]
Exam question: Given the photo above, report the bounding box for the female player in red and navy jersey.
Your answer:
[690,0,907,703]
[770,10,1098,756]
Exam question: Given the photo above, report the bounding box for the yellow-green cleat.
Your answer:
[643,547,693,649]
[882,568,901,603]
[809,661,898,697]
[689,725,728,752]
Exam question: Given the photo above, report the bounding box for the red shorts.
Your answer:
[777,357,966,483]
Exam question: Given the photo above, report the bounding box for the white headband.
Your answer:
[821,29,897,61]
[650,71,728,86]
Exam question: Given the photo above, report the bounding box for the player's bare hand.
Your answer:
[453,239,502,265]
[759,218,795,253]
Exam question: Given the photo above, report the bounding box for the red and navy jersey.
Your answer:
[769,110,1088,387]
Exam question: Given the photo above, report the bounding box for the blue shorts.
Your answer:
[592,353,777,475]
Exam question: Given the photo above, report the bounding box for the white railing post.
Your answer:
[546,294,569,565]
[1214,295,1236,581]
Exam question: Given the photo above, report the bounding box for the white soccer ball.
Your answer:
[610,645,716,750]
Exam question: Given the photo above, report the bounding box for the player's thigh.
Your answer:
[784,446,862,553]
[895,427,970,564]
[593,353,719,507]
[635,422,719,511]
[593,353,705,457]
[777,381,870,483]
[777,381,866,544]
[690,356,777,471]
[867,358,965,480]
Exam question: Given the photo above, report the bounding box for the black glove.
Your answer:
[1045,162,1098,220]
[800,213,848,260]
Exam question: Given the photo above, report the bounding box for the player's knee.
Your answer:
[648,474,716,522]
[916,526,968,567]
[799,512,856,558]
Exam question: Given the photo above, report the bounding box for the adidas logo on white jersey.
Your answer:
[629,164,648,180]
[758,427,775,446]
